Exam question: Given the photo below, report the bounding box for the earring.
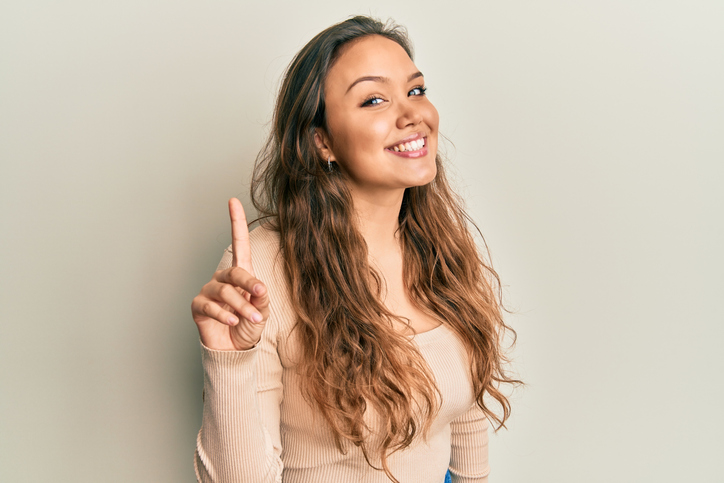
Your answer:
[327,155,332,172]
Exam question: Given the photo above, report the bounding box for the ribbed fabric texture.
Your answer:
[194,226,490,482]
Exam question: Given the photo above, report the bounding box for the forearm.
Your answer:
[449,404,490,483]
[194,343,282,483]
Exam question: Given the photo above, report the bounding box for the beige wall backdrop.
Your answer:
[1,1,722,481]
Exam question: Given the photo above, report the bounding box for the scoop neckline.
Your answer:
[410,323,450,346]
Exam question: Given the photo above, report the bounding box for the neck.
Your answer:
[351,189,405,259]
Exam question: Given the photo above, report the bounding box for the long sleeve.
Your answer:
[448,403,490,483]
[194,242,285,482]
[193,227,495,482]
[194,343,284,482]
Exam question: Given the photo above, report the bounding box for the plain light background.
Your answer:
[1,1,722,482]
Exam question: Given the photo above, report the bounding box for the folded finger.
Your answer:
[249,284,270,318]
[192,296,239,326]
[211,283,265,323]
[216,266,265,297]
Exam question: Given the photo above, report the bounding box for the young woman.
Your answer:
[191,16,517,483]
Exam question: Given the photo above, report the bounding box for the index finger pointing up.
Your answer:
[228,198,254,274]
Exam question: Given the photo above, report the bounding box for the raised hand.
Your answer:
[191,198,270,351]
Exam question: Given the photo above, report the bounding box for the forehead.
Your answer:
[326,35,416,89]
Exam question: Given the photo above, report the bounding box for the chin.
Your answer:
[408,166,438,188]
[420,159,439,183]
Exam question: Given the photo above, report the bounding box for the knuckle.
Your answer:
[201,280,216,294]
[215,269,231,283]
[191,295,205,311]
[201,301,215,317]
[229,266,248,282]
[219,284,235,299]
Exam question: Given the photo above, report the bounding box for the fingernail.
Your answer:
[228,315,239,325]
[253,284,264,295]
[251,312,263,323]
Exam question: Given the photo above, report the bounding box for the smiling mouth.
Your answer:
[386,137,426,153]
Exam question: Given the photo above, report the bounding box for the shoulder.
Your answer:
[223,224,287,296]
[248,223,281,260]
[216,223,281,273]
[248,224,283,281]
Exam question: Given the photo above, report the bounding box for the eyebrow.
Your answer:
[346,71,424,93]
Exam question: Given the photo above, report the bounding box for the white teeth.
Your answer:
[391,138,425,152]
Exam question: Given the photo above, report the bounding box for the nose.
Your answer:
[396,98,424,129]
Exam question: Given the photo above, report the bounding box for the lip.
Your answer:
[386,144,428,158]
[385,132,426,149]
[384,133,429,158]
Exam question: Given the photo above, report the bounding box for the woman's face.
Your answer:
[320,35,439,203]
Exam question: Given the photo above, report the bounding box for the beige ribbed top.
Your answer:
[194,226,490,483]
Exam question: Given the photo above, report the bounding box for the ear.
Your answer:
[314,129,335,162]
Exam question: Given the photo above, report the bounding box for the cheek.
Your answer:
[329,115,386,156]
[339,118,389,158]
[425,102,440,132]
[424,103,440,155]
[367,118,392,146]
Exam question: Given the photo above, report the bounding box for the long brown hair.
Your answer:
[251,15,519,482]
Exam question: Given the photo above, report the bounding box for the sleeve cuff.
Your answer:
[200,339,260,366]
